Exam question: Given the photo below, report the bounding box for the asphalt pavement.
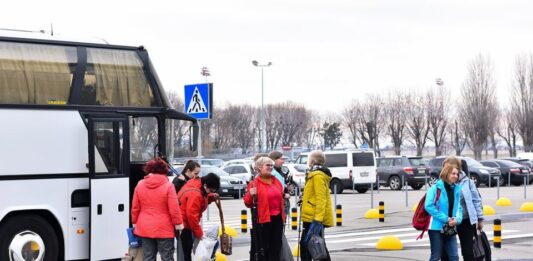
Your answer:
[198,184,533,260]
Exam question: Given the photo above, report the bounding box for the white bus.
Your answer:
[0,32,198,260]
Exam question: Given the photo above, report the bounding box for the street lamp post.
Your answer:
[252,60,272,152]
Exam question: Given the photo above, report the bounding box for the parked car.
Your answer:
[480,159,532,186]
[173,157,225,168]
[222,164,253,183]
[504,158,533,172]
[376,156,427,190]
[222,159,254,168]
[285,163,307,195]
[295,149,377,194]
[427,156,501,187]
[171,165,246,199]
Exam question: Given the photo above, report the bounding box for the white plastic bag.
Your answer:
[192,237,217,261]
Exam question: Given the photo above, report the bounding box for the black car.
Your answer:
[376,156,427,190]
[504,158,533,171]
[480,159,532,186]
[427,156,501,187]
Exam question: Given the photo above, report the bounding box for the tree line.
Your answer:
[151,53,533,160]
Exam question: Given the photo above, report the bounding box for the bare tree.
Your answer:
[511,54,533,152]
[427,86,450,156]
[342,100,361,148]
[406,92,430,156]
[450,119,468,156]
[384,92,409,155]
[304,113,321,150]
[497,108,518,157]
[460,54,497,160]
[167,91,190,156]
[487,104,500,158]
[362,95,385,156]
[272,102,311,148]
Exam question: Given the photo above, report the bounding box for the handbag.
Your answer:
[215,198,232,255]
[280,234,294,261]
[473,230,486,261]
[307,233,328,260]
[440,223,457,238]
[479,229,491,261]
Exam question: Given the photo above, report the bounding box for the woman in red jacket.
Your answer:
[177,173,220,261]
[244,156,285,261]
[131,157,184,261]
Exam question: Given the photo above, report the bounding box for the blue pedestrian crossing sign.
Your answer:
[184,83,212,119]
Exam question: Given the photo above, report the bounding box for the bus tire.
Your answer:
[0,214,59,261]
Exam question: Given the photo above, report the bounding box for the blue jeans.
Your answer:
[428,230,458,261]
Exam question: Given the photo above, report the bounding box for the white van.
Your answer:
[295,149,377,193]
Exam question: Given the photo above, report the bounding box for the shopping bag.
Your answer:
[176,233,185,261]
[307,233,328,260]
[126,227,141,248]
[473,230,485,261]
[280,234,294,261]
[192,237,217,261]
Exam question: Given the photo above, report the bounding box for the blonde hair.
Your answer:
[440,163,459,181]
[443,156,461,169]
[255,156,274,169]
[308,150,326,166]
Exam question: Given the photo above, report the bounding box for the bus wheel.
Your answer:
[0,215,59,261]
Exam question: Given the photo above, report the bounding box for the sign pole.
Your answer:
[198,120,202,158]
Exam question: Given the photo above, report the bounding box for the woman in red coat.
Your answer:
[131,157,184,261]
[244,156,285,261]
[177,173,220,261]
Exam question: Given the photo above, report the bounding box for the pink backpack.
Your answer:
[412,188,441,240]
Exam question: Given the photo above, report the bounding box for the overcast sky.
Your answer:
[2,0,533,113]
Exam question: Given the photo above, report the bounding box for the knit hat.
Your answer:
[268,151,283,160]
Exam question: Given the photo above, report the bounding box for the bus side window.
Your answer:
[71,189,90,208]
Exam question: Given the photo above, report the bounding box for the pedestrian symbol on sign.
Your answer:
[186,87,207,113]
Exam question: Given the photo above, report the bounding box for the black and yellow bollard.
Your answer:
[241,210,248,233]
[291,208,298,230]
[379,201,385,222]
[494,219,501,248]
[336,205,342,226]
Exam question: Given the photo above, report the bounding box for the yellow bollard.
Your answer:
[291,208,298,230]
[379,201,385,222]
[520,202,533,212]
[336,205,342,226]
[494,219,501,248]
[218,225,238,237]
[292,244,300,257]
[365,209,379,219]
[483,205,496,215]
[241,209,248,233]
[496,197,512,206]
[376,235,403,250]
[215,251,228,261]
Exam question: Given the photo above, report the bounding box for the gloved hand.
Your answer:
[304,221,323,244]
[310,221,323,235]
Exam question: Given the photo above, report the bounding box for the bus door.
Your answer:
[87,116,130,260]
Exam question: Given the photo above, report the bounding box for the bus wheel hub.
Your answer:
[9,230,45,261]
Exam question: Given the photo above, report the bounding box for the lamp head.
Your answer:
[252,60,258,66]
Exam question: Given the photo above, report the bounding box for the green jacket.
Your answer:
[301,166,334,227]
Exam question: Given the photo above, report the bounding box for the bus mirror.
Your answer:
[189,123,199,151]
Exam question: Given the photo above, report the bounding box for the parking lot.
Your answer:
[204,184,533,260]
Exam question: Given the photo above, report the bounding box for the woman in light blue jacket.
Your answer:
[425,161,462,261]
[442,157,484,261]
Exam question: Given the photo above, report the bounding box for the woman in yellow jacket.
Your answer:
[300,150,333,261]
